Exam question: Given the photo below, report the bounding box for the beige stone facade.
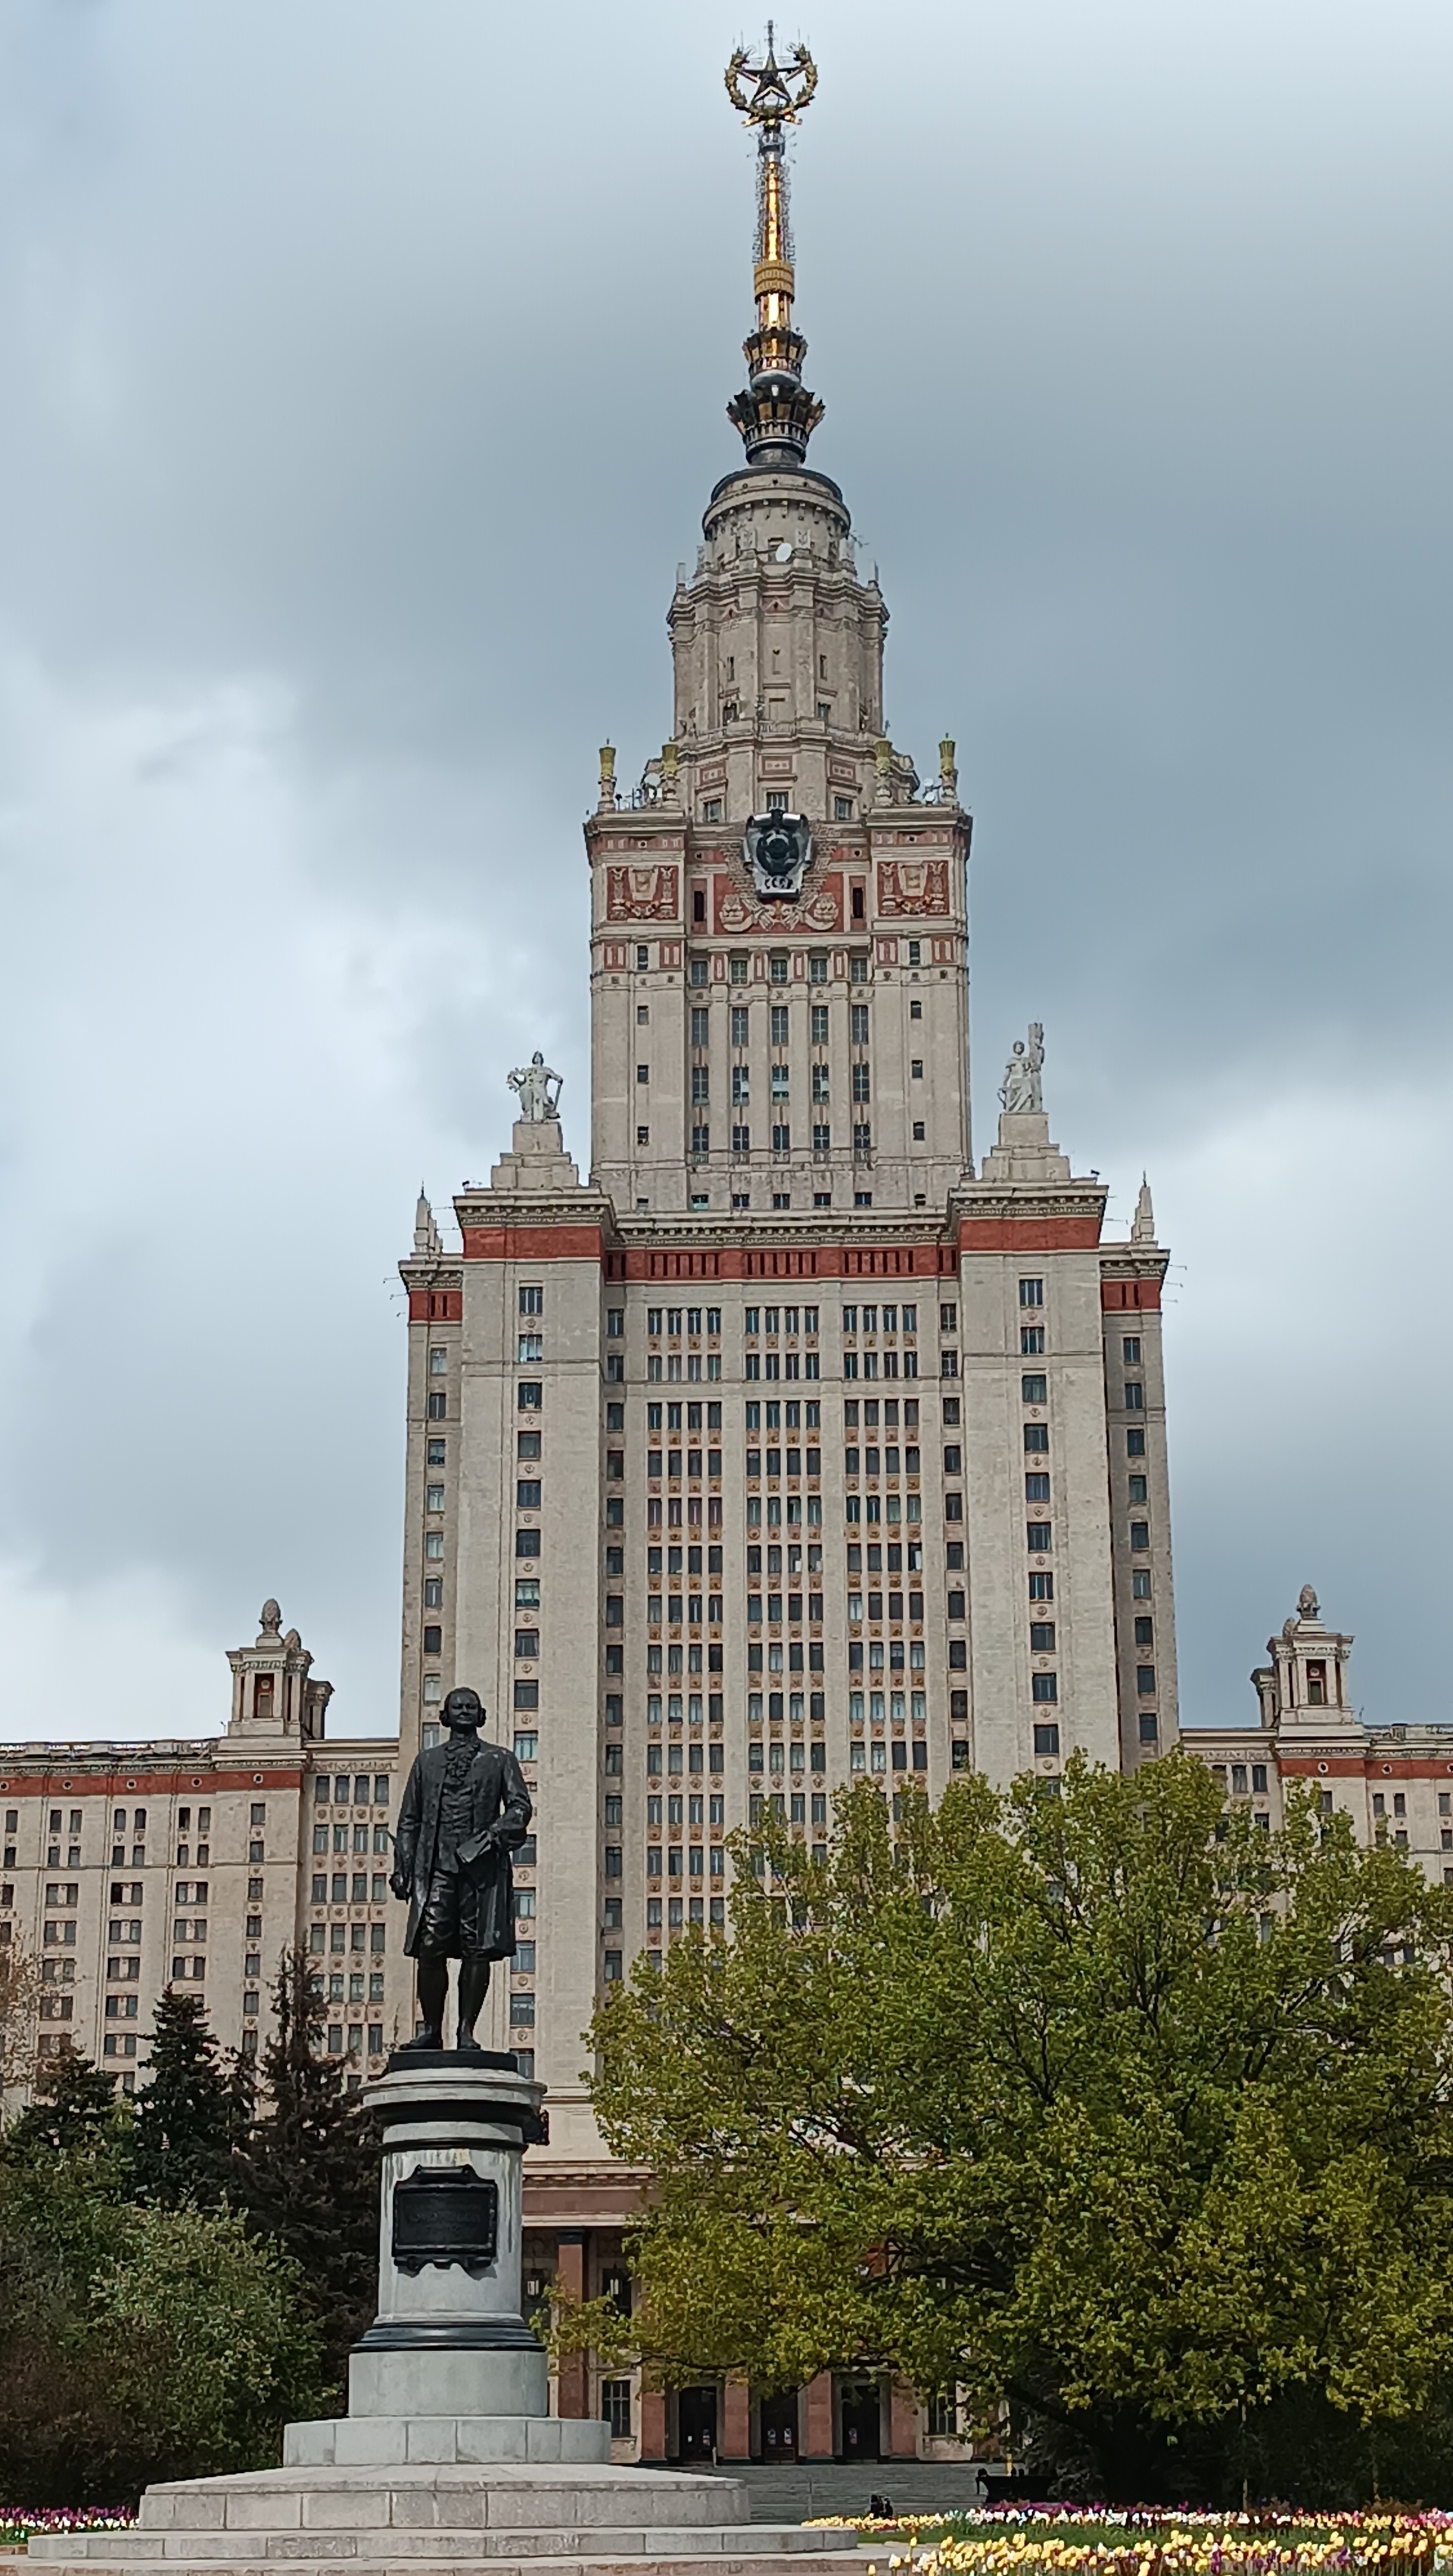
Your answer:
[0,1604,408,2092]
[1188,1588,1453,1886]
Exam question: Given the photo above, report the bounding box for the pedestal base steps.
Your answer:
[285,2417,614,2468]
[27,2462,867,2576]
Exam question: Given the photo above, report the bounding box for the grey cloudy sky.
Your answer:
[0,0,1448,1743]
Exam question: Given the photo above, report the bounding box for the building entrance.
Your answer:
[677,2386,718,2461]
[838,2381,881,2461]
[759,2389,799,2460]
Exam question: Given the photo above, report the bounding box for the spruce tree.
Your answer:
[132,1986,250,2207]
[4,2042,127,2169]
[235,1950,378,2375]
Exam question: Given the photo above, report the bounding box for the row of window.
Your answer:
[313,1822,391,1854]
[698,1122,876,1157]
[673,950,875,986]
[682,999,882,1044]
[698,1065,879,1104]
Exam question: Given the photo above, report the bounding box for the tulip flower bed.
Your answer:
[0,2512,135,2550]
[809,2511,1453,2576]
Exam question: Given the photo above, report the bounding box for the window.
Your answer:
[770,1003,789,1045]
[1033,1722,1060,1758]
[516,1528,542,1558]
[851,1062,870,1103]
[1019,1278,1044,1307]
[1137,1666,1156,1695]
[602,2380,633,2439]
[1022,1374,1047,1405]
[519,1285,543,1316]
[851,1003,870,1044]
[516,1479,541,1508]
[1031,1673,1058,1703]
[1030,1621,1056,1650]
[1134,1615,1153,1645]
[1122,1336,1142,1364]
[1022,1325,1044,1355]
[834,795,853,821]
[1024,1423,1049,1453]
[910,1059,923,1080]
[1130,1521,1150,1551]
[1028,1524,1052,1552]
[429,1347,448,1375]
[1124,1382,1144,1410]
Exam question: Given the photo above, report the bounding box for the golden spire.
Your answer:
[723,31,824,469]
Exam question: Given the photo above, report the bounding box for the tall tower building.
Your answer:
[397,38,1178,2459]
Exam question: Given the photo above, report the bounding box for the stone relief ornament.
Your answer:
[999,1023,1045,1115]
[1298,1584,1321,1621]
[605,864,679,922]
[507,1053,563,1122]
[877,858,951,918]
[715,872,842,935]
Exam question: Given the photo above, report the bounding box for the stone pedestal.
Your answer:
[294,2051,608,2465]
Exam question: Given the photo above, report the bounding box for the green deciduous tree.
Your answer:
[132,1988,250,2209]
[0,2158,326,2503]
[234,1950,378,2380]
[89,2202,328,2481]
[583,1754,1453,2504]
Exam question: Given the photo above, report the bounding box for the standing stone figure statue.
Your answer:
[390,1686,532,2055]
[999,1022,1045,1115]
[506,1052,563,1123]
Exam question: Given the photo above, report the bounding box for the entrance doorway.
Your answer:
[678,2386,718,2462]
[839,2381,882,2462]
[759,2389,799,2461]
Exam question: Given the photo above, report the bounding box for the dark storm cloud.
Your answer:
[0,0,1448,1734]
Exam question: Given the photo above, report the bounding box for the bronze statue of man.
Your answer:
[390,1685,532,2054]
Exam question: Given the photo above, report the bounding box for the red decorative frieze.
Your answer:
[877,859,951,918]
[959,1216,1104,1252]
[1101,1278,1162,1311]
[408,1290,463,1322]
[614,1240,955,1282]
[462,1224,605,1263]
[605,864,680,922]
[0,1767,304,1796]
